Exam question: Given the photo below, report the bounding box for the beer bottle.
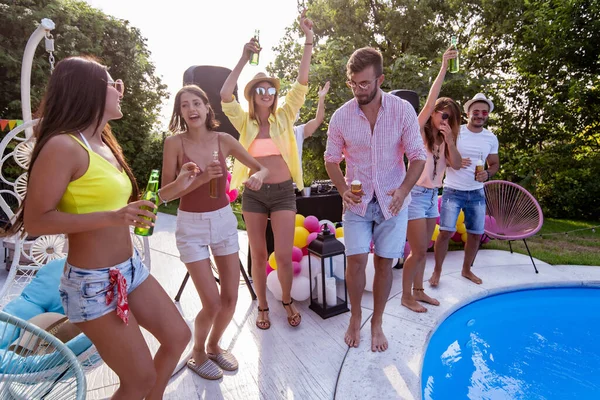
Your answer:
[134,169,159,236]
[475,152,485,180]
[209,150,220,199]
[449,36,459,74]
[249,30,260,66]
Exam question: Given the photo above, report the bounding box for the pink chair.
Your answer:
[483,180,544,273]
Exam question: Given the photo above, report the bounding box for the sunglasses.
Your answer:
[471,110,489,116]
[107,79,125,95]
[255,87,277,96]
[436,111,450,120]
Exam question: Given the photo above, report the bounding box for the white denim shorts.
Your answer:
[176,204,240,263]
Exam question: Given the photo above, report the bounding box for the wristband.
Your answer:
[304,42,313,46]
[157,190,168,206]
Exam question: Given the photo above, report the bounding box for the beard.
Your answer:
[356,86,379,105]
[470,116,488,127]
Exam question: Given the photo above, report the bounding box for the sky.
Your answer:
[84,0,301,129]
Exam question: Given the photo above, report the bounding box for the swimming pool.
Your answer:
[421,287,600,399]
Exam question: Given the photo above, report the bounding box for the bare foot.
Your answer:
[401,295,427,313]
[344,314,361,348]
[462,270,483,284]
[428,270,441,287]
[413,289,440,306]
[371,322,388,352]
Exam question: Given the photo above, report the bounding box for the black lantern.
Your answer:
[308,224,349,319]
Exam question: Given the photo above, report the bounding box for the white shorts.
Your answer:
[175,204,240,263]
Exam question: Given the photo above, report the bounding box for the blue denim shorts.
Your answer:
[439,187,486,235]
[407,185,440,221]
[342,195,408,259]
[58,252,150,323]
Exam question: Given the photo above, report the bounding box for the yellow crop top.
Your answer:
[57,135,132,214]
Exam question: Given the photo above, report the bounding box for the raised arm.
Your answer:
[297,9,315,85]
[24,135,155,236]
[303,81,330,138]
[418,48,457,128]
[220,40,259,103]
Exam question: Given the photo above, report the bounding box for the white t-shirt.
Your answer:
[443,125,499,191]
[294,124,306,167]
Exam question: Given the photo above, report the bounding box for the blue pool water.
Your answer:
[421,287,600,400]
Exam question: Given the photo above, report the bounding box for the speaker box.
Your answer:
[183,65,240,139]
[389,89,420,114]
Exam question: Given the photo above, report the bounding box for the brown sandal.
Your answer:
[256,306,270,330]
[282,300,301,327]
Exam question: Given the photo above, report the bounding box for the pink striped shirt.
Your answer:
[325,91,426,220]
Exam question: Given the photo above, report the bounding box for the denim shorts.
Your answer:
[176,204,240,263]
[58,251,150,323]
[242,180,297,215]
[342,195,408,259]
[439,187,486,235]
[407,185,440,221]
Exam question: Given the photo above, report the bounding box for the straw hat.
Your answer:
[9,312,81,355]
[464,93,494,113]
[244,72,280,101]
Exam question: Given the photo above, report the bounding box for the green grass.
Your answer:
[158,198,246,230]
[449,218,600,266]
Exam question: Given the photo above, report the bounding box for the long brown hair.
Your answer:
[168,85,220,133]
[5,56,139,236]
[248,82,278,125]
[423,97,461,157]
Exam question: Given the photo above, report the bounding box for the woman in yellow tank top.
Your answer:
[5,57,191,400]
[220,9,315,330]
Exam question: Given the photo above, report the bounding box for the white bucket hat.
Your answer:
[464,93,494,113]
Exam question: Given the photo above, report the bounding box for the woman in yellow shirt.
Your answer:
[220,9,314,330]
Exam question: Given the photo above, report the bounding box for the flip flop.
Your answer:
[208,350,239,371]
[186,358,223,380]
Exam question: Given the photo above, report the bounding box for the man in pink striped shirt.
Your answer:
[325,47,426,352]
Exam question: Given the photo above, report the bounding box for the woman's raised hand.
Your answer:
[299,9,314,39]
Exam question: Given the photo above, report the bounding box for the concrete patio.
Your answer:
[4,212,600,399]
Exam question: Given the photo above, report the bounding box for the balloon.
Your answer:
[292,246,303,263]
[461,232,468,243]
[299,255,311,278]
[438,195,443,211]
[304,215,320,233]
[266,262,274,276]
[332,254,346,279]
[295,214,306,228]
[436,216,441,225]
[225,179,230,194]
[456,223,467,235]
[457,210,465,226]
[292,261,302,277]
[228,189,239,203]
[484,215,497,232]
[431,225,441,241]
[451,231,463,243]
[294,226,310,248]
[428,240,434,249]
[318,219,335,234]
[370,240,375,253]
[290,276,310,301]
[481,234,491,244]
[364,254,375,292]
[226,171,232,183]
[306,231,318,247]
[403,241,411,258]
[302,246,309,256]
[268,252,278,270]
[266,270,282,300]
[335,227,344,238]
[309,254,321,278]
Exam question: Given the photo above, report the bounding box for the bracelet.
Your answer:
[304,42,313,46]
[157,190,168,206]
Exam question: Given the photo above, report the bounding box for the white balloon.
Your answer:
[291,276,311,301]
[299,255,311,279]
[332,254,346,279]
[266,270,283,301]
[318,219,335,233]
[364,253,375,292]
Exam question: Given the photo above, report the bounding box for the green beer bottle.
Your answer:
[249,29,260,66]
[134,169,159,236]
[449,36,459,73]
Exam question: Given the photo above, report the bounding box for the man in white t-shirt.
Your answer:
[294,81,330,169]
[429,93,500,286]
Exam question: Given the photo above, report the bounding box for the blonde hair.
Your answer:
[248,82,278,124]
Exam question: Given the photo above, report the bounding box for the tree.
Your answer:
[0,0,167,185]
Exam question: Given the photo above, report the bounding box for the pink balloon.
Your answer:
[436,216,441,225]
[227,171,232,182]
[302,246,308,256]
[403,241,411,257]
[484,215,497,232]
[228,189,239,203]
[292,246,303,263]
[292,261,301,277]
[306,232,318,246]
[304,216,320,233]
[481,234,491,244]
[266,262,274,276]
[428,240,434,249]
[438,195,443,212]
[225,179,230,194]
[451,231,462,243]
[370,240,375,253]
